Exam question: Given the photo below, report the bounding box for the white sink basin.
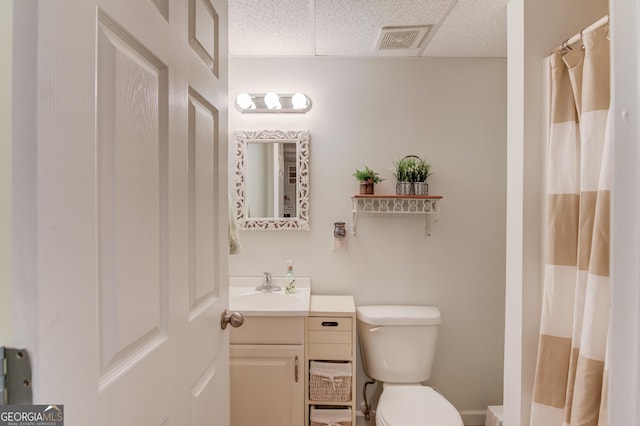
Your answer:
[229,277,311,316]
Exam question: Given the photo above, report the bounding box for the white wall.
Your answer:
[229,57,507,414]
[0,0,13,346]
[610,0,640,423]
[505,0,609,425]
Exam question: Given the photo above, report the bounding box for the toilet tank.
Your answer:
[356,305,441,383]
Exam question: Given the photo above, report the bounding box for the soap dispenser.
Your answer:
[285,259,296,294]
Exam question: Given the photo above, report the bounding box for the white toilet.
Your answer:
[357,305,464,426]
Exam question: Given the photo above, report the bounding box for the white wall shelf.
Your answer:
[351,195,443,236]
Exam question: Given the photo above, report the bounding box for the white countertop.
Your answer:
[228,277,355,317]
[229,276,311,316]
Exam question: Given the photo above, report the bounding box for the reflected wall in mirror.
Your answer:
[233,130,310,230]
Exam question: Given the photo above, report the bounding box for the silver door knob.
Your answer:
[221,310,244,330]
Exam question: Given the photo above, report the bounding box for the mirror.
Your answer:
[233,130,310,230]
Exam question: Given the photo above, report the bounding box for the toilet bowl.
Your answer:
[356,305,464,426]
[375,385,463,426]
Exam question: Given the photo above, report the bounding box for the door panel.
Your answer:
[96,10,169,385]
[189,0,219,76]
[16,0,229,424]
[190,361,220,424]
[188,89,219,314]
[186,84,227,424]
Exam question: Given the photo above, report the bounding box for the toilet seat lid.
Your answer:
[377,386,463,426]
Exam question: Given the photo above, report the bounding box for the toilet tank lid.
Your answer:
[356,305,441,325]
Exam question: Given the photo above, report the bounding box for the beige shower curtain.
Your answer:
[530,24,610,426]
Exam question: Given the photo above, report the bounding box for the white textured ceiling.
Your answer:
[229,0,507,58]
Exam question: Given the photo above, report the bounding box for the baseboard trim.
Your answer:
[355,410,371,426]
[460,409,487,425]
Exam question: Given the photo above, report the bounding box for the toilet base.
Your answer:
[375,385,463,426]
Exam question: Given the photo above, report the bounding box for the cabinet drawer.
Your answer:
[308,330,351,345]
[308,343,352,360]
[307,317,353,360]
[231,316,304,344]
[308,317,352,332]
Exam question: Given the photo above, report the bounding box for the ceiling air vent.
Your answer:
[376,25,432,51]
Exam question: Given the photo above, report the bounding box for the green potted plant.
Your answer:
[353,165,384,194]
[413,157,432,195]
[393,156,417,195]
[392,155,432,195]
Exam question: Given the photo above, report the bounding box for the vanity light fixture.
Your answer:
[235,92,312,113]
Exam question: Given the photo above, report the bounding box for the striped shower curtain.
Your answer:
[530,24,611,426]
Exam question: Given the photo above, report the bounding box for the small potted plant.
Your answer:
[393,155,432,195]
[353,165,384,194]
[413,157,432,195]
[393,156,417,195]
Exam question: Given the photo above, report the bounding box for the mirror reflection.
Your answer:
[246,141,297,218]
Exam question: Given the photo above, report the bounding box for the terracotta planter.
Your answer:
[359,182,374,194]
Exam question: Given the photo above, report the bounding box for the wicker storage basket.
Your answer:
[310,407,352,426]
[309,361,352,402]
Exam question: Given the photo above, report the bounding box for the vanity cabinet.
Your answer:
[230,316,305,426]
[305,296,357,426]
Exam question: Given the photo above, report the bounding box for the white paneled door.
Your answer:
[13,0,229,424]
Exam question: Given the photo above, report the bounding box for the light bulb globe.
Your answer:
[264,92,281,110]
[236,93,254,110]
[291,93,308,110]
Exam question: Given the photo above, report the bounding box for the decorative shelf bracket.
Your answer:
[351,195,442,237]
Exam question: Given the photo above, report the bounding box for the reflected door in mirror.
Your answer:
[246,141,297,218]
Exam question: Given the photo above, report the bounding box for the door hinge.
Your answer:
[0,347,33,405]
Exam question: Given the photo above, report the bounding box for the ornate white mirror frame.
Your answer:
[233,130,310,231]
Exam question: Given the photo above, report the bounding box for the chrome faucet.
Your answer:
[256,272,281,292]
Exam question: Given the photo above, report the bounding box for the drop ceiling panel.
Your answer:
[315,0,452,56]
[228,0,508,58]
[421,0,507,57]
[229,0,314,56]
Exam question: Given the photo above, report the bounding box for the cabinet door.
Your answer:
[231,345,304,426]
